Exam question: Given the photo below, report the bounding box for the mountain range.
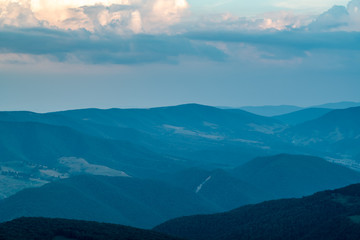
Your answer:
[0,104,288,168]
[237,101,360,116]
[4,103,358,176]
[0,104,291,198]
[1,102,360,233]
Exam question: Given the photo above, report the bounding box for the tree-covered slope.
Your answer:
[154,183,360,240]
[0,217,182,240]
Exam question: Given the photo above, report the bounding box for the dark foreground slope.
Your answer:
[154,184,360,240]
[0,175,216,229]
[0,217,181,240]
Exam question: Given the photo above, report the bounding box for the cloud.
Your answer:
[183,30,360,64]
[308,5,349,31]
[308,0,360,31]
[258,11,313,30]
[0,27,226,64]
[0,0,189,33]
[1,24,359,65]
[0,0,41,27]
[185,30,360,50]
[170,11,314,36]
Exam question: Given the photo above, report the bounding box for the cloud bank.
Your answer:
[0,0,359,65]
[0,27,226,64]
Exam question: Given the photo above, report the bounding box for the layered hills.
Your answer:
[283,106,360,162]
[1,154,360,229]
[0,104,288,167]
[0,175,216,229]
[1,103,360,232]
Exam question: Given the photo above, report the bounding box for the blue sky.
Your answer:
[0,0,359,112]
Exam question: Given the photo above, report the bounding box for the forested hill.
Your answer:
[0,217,182,240]
[154,183,360,240]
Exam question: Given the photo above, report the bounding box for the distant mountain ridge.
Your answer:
[313,101,360,109]
[0,103,283,135]
[236,105,302,117]
[0,104,288,168]
[230,101,360,117]
[273,108,333,125]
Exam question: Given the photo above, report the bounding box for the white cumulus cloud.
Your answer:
[0,0,189,33]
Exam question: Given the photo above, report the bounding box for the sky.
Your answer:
[0,0,359,112]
